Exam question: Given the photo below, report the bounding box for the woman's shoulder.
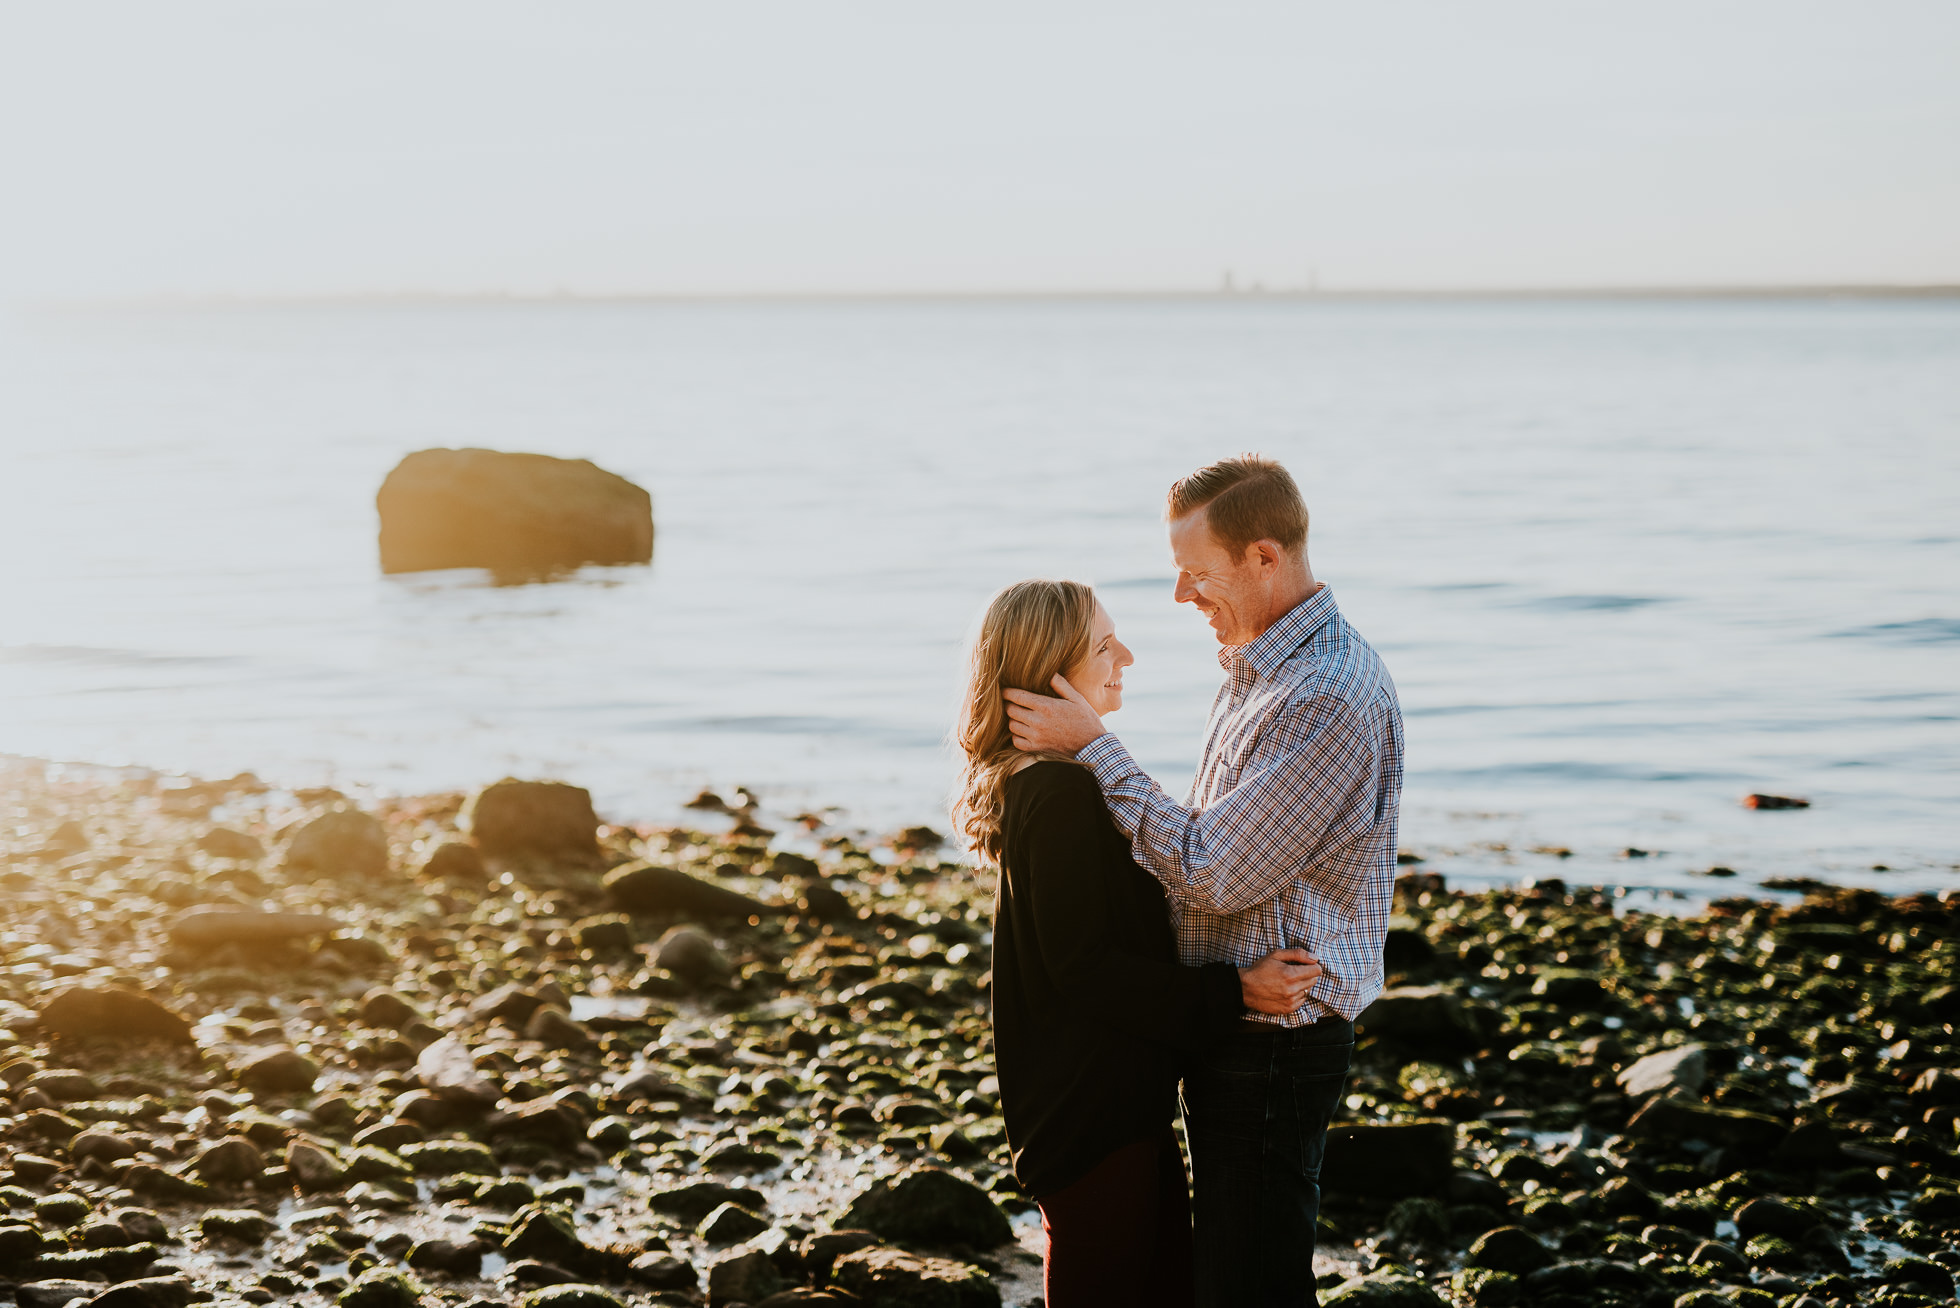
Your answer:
[1004,759,1104,821]
[1006,757,1099,794]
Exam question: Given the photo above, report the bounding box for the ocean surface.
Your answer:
[1,295,1956,900]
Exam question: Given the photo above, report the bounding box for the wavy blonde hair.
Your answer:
[951,579,1097,866]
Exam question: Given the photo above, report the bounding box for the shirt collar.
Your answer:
[1217,585,1338,678]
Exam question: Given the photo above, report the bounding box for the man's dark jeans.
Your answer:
[1182,1017,1355,1308]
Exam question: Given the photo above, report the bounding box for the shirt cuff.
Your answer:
[1076,732,1140,783]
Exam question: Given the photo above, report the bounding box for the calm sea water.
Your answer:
[2,296,1956,898]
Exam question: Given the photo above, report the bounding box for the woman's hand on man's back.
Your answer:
[1238,948,1322,1015]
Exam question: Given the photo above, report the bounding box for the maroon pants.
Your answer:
[1037,1129,1196,1308]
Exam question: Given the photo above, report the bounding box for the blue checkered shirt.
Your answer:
[1078,586,1404,1026]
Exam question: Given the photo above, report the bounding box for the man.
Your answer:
[1004,454,1404,1308]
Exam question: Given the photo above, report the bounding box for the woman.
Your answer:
[952,579,1321,1308]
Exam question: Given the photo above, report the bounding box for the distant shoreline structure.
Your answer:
[27,282,1960,312]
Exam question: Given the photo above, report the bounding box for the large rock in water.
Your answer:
[464,779,599,861]
[377,447,653,578]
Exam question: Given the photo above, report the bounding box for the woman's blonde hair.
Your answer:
[951,578,1097,865]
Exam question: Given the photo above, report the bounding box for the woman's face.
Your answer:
[1065,601,1134,716]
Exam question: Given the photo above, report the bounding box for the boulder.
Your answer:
[336,1269,423,1308]
[654,926,732,987]
[234,1048,319,1095]
[191,1137,266,1184]
[840,1167,1012,1249]
[649,1181,768,1225]
[605,863,773,921]
[285,809,389,878]
[285,1140,348,1193]
[707,1247,784,1307]
[1617,1045,1707,1099]
[359,989,422,1030]
[485,1098,588,1148]
[470,984,549,1027]
[406,1237,485,1276]
[801,1230,881,1282]
[415,1036,500,1107]
[420,841,487,882]
[1466,1226,1553,1274]
[17,1282,102,1308]
[1734,1196,1825,1241]
[698,1202,770,1246]
[376,447,653,578]
[504,1206,589,1267]
[1625,1097,1785,1152]
[38,986,195,1046]
[1358,986,1483,1050]
[1321,1120,1455,1200]
[1321,1266,1450,1307]
[200,1209,275,1243]
[70,1130,140,1164]
[26,1070,100,1100]
[85,1277,192,1308]
[829,1247,1000,1308]
[169,909,340,949]
[517,1288,624,1308]
[463,779,599,861]
[524,1007,595,1051]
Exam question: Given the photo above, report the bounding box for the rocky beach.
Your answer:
[0,757,1955,1308]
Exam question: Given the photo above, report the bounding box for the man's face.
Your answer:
[1169,509,1270,645]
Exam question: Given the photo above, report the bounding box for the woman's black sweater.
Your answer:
[990,760,1245,1198]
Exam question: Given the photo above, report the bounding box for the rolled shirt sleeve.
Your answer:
[1079,696,1385,919]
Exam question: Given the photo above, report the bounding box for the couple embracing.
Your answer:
[951,456,1405,1308]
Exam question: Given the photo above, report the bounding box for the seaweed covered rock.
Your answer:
[1322,1265,1449,1307]
[1321,1120,1455,1199]
[376,447,653,578]
[1358,986,1483,1050]
[829,1246,1000,1308]
[840,1168,1012,1249]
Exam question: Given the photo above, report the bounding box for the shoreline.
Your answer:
[1,759,1956,1306]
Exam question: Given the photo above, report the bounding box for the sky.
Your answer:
[2,2,1958,300]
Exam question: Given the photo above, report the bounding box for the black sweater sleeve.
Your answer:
[1015,767,1244,1055]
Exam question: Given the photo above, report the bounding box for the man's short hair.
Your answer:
[1166,454,1308,558]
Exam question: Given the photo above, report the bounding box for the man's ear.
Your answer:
[1251,539,1283,576]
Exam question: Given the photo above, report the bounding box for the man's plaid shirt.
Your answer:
[1078,585,1404,1026]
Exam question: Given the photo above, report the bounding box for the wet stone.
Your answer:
[649,1182,768,1225]
[1320,1265,1449,1307]
[84,1276,193,1308]
[706,1248,784,1307]
[193,1137,266,1184]
[405,1238,484,1277]
[336,1269,423,1308]
[234,1048,319,1096]
[841,1166,1011,1249]
[1616,1044,1708,1099]
[1466,1226,1553,1275]
[696,1202,769,1245]
[201,1210,276,1245]
[829,1247,999,1308]
[515,1287,624,1308]
[17,1281,103,1308]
